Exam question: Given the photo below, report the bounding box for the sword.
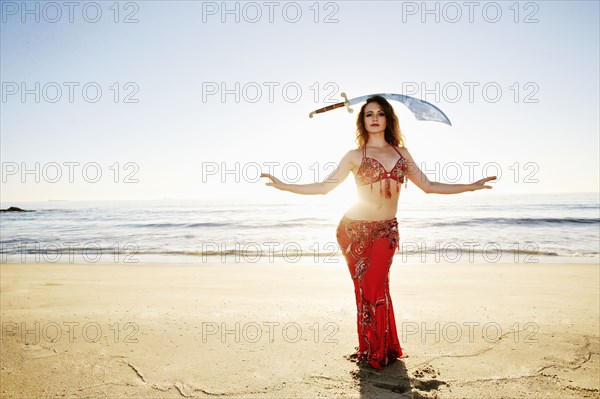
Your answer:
[309,92,452,126]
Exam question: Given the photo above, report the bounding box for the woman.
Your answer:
[260,95,496,369]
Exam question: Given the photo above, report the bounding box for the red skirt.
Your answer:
[336,216,403,369]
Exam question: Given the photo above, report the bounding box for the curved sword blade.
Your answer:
[348,93,452,126]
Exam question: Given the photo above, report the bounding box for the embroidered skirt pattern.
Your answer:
[336,216,403,369]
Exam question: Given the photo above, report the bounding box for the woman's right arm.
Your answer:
[260,150,355,195]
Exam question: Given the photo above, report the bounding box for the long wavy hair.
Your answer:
[355,95,405,148]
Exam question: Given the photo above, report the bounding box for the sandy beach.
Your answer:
[1,260,598,399]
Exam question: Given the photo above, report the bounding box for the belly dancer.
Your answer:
[261,95,496,369]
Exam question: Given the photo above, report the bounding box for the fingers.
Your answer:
[484,176,497,188]
[261,172,276,188]
[473,183,494,190]
[260,173,276,183]
[476,176,497,185]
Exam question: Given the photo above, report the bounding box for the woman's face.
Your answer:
[364,102,386,135]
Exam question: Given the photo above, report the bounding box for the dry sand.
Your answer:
[1,260,598,398]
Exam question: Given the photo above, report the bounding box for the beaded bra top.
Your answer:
[355,145,408,198]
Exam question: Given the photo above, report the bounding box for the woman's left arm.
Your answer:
[402,148,496,194]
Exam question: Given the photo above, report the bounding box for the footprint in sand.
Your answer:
[21,343,58,359]
[412,364,438,379]
[411,364,447,396]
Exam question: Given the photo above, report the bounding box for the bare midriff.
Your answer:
[343,184,401,221]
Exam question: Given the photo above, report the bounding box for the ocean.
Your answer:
[1,193,598,266]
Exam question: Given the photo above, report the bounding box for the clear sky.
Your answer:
[1,0,598,204]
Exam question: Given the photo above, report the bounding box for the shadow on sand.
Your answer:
[346,352,448,398]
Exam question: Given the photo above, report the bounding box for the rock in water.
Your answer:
[0,207,33,213]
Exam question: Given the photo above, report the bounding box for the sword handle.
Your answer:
[308,102,346,118]
[308,92,353,118]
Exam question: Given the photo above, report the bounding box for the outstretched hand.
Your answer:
[260,173,284,189]
[472,176,497,191]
